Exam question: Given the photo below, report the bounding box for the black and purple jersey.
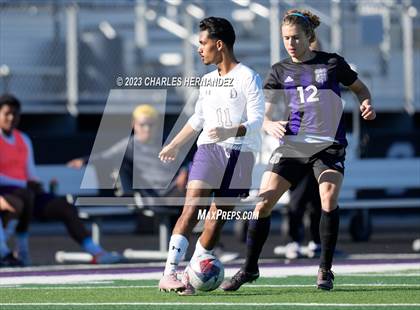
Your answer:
[263,51,358,146]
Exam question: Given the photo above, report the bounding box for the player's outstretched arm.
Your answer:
[348,79,376,121]
[159,123,197,163]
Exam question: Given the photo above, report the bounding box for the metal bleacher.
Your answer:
[1,1,419,113]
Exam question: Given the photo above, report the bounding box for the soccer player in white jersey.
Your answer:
[158,17,265,295]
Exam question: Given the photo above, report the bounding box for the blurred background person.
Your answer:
[0,94,122,265]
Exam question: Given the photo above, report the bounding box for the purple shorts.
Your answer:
[188,143,254,198]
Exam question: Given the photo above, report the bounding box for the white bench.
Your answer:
[36,165,176,262]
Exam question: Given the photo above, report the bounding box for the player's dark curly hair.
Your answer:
[0,93,21,112]
[199,17,236,50]
[282,9,321,43]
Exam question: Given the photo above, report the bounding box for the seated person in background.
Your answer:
[0,94,122,265]
[69,104,189,197]
[68,104,189,217]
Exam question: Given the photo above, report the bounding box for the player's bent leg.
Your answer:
[40,197,122,264]
[200,203,234,250]
[1,188,35,266]
[221,172,291,292]
[317,170,343,290]
[254,171,291,217]
[160,182,212,292]
[318,170,342,213]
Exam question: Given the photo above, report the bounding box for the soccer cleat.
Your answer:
[177,270,196,296]
[220,268,259,291]
[317,268,335,290]
[0,252,24,267]
[159,272,185,292]
[91,251,123,264]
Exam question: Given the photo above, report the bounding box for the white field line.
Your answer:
[1,263,419,286]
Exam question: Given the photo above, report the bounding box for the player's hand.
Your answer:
[0,195,15,213]
[67,158,85,169]
[360,102,376,120]
[207,127,233,142]
[159,144,179,163]
[264,120,288,139]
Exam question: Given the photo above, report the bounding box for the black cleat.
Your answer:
[0,252,24,267]
[220,268,259,291]
[317,268,334,290]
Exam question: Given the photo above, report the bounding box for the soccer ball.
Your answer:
[186,253,224,291]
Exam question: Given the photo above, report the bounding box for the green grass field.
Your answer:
[1,273,420,310]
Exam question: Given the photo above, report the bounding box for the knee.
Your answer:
[9,197,25,217]
[255,200,273,218]
[320,191,338,212]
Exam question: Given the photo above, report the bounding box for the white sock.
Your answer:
[5,219,18,241]
[163,234,189,276]
[191,239,214,260]
[0,218,11,258]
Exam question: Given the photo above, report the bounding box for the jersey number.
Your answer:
[297,85,319,103]
[216,108,232,127]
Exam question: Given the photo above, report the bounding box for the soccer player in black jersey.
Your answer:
[222,9,376,291]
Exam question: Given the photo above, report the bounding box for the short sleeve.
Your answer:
[263,65,283,105]
[336,55,358,86]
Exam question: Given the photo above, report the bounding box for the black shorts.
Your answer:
[266,143,346,187]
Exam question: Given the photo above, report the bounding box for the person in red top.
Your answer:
[0,94,122,266]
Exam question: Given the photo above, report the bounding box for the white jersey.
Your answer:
[188,63,265,152]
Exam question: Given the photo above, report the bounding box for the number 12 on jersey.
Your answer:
[297,85,319,103]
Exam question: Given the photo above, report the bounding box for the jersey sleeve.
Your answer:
[336,55,358,86]
[263,65,283,105]
[187,88,205,132]
[242,73,265,135]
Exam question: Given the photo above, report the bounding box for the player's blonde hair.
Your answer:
[132,104,158,120]
[282,9,321,43]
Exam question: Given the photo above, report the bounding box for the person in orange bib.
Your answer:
[0,94,122,266]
